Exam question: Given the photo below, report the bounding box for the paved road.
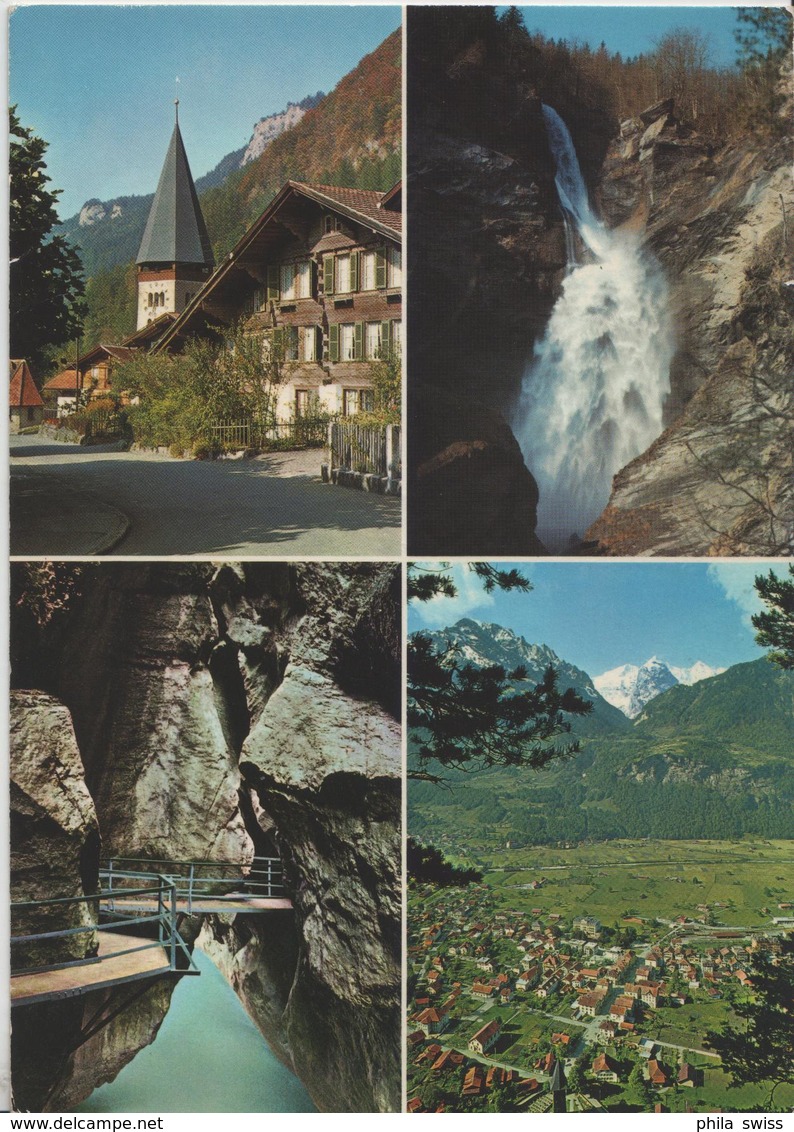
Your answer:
[10,434,401,557]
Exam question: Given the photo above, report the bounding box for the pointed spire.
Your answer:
[136,113,214,268]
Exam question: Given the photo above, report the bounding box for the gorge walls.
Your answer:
[10,563,401,1112]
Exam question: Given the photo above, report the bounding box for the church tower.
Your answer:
[549,1058,568,1114]
[136,102,214,330]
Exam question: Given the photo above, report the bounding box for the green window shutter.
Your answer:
[289,326,298,357]
[323,256,335,296]
[315,325,323,360]
[380,320,392,357]
[329,323,339,363]
[310,260,318,299]
[350,252,359,293]
[375,248,387,289]
[354,322,364,361]
[266,266,279,303]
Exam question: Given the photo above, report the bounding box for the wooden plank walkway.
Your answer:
[11,932,172,1008]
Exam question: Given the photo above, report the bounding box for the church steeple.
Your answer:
[549,1058,568,1114]
[136,108,214,329]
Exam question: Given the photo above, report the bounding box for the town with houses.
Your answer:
[407,880,791,1113]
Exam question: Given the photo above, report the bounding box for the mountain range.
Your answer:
[410,619,794,846]
[594,656,726,718]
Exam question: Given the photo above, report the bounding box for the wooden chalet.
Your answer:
[9,360,44,432]
[154,180,402,422]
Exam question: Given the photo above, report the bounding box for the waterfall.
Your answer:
[513,104,672,551]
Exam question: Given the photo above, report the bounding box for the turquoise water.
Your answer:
[75,949,316,1112]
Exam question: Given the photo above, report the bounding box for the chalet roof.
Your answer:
[77,343,138,368]
[155,179,401,354]
[10,360,43,408]
[291,181,402,236]
[137,120,214,268]
[44,369,80,392]
[123,311,178,348]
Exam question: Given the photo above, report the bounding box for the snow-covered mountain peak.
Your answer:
[594,656,726,718]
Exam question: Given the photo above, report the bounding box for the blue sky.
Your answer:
[506,6,742,67]
[9,5,401,219]
[408,562,786,677]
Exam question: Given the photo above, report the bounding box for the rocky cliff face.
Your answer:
[588,92,793,555]
[241,94,325,166]
[10,563,401,1112]
[407,9,616,553]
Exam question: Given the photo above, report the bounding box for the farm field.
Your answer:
[476,839,794,930]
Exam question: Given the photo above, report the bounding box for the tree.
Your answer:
[113,323,286,453]
[407,563,592,782]
[734,8,792,133]
[9,108,86,371]
[752,566,794,670]
[706,937,794,1108]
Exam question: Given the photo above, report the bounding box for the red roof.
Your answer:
[44,369,80,392]
[9,360,43,408]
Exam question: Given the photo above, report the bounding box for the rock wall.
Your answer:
[589,91,793,554]
[10,563,401,1112]
[10,691,99,971]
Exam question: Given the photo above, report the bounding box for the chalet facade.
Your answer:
[9,360,44,432]
[42,344,137,417]
[156,179,402,422]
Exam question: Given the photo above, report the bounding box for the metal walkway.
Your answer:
[11,856,292,1008]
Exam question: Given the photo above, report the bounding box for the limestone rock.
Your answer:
[10,690,99,969]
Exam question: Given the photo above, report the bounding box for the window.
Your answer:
[336,254,351,294]
[296,389,311,416]
[340,323,355,361]
[253,286,266,312]
[360,251,376,291]
[388,247,402,288]
[391,319,402,354]
[365,322,381,360]
[283,325,299,361]
[324,214,342,234]
[280,263,296,301]
[303,325,320,362]
[343,388,374,416]
[296,261,312,299]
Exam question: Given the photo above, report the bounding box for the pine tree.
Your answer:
[706,937,794,1108]
[753,566,794,670]
[9,108,86,371]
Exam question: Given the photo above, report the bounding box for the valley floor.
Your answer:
[407,839,794,1114]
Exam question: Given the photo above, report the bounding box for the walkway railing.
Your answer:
[11,871,197,980]
[103,855,287,913]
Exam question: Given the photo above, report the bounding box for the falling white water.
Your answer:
[513,104,672,551]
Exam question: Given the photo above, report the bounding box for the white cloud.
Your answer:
[410,562,495,629]
[706,563,772,627]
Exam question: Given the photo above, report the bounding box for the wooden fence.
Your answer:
[328,422,401,479]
